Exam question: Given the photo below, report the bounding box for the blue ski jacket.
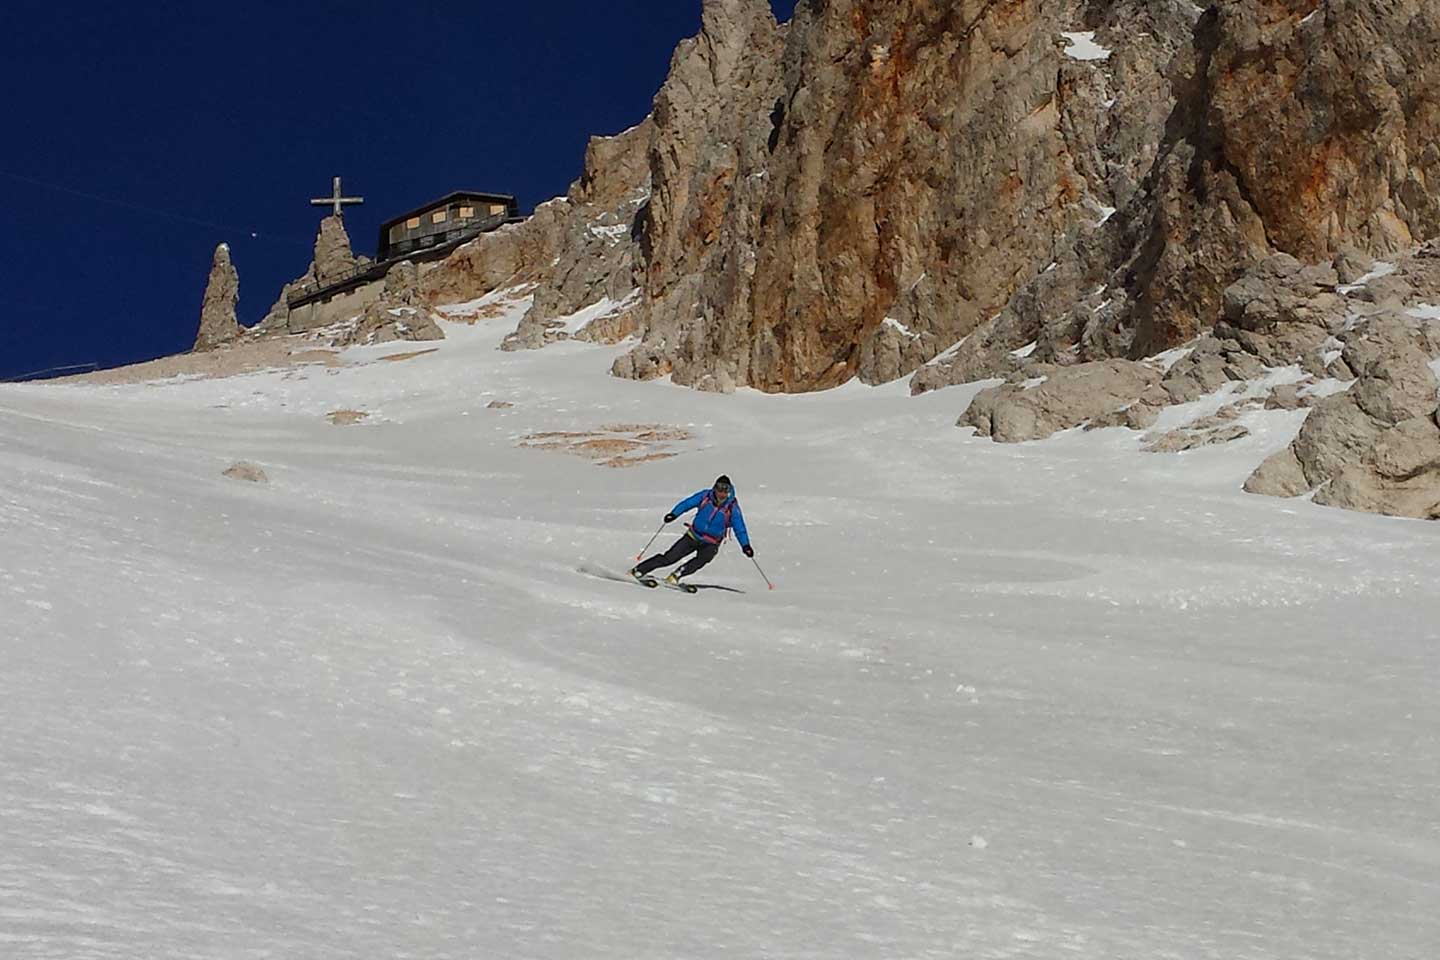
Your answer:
[672,488,749,548]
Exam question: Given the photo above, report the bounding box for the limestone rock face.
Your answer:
[193,243,241,352]
[1210,2,1440,261]
[618,0,1181,393]
[611,0,782,384]
[1098,0,1440,359]
[574,120,654,210]
[499,121,654,350]
[959,359,1162,443]
[427,121,655,352]
[917,0,1440,393]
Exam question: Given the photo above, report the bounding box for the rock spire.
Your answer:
[193,243,240,352]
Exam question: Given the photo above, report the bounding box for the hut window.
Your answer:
[389,224,404,242]
[406,217,420,229]
[460,206,475,219]
[432,210,447,224]
[490,203,507,215]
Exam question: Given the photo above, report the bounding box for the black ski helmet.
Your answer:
[714,475,732,490]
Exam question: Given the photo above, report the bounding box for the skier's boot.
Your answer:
[664,571,682,587]
[628,566,642,579]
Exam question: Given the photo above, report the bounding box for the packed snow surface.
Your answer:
[3,297,1439,959]
[555,290,641,334]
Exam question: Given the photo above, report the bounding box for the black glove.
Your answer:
[664,513,677,523]
[742,544,755,558]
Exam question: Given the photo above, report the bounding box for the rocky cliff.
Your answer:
[612,0,1177,392]
[918,0,1440,389]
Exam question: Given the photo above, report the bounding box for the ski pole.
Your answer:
[635,520,668,561]
[750,555,775,591]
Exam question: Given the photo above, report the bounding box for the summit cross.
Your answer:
[310,176,364,218]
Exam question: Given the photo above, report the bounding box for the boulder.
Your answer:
[222,461,268,484]
[420,204,566,306]
[1244,446,1310,498]
[1196,254,1350,376]
[1314,464,1440,520]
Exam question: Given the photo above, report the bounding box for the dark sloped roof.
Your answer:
[379,190,517,230]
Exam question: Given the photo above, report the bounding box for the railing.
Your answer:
[285,211,515,309]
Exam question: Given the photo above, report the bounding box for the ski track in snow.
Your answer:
[2,300,1439,959]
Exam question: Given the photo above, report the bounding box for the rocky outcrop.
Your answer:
[334,260,443,347]
[423,120,654,351]
[1141,400,1259,454]
[193,243,241,352]
[254,216,353,334]
[1246,318,1440,518]
[1214,255,1348,373]
[960,359,1162,443]
[313,215,357,286]
[419,203,565,307]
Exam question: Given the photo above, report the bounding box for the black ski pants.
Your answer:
[636,533,718,578]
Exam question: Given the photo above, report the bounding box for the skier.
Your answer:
[631,475,754,585]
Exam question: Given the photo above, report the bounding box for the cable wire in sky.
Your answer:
[0,168,313,247]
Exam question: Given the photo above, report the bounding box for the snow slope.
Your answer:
[3,297,1438,959]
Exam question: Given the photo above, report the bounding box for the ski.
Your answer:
[576,565,741,594]
[576,564,658,588]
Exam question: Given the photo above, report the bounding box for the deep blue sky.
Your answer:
[0,1,796,381]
